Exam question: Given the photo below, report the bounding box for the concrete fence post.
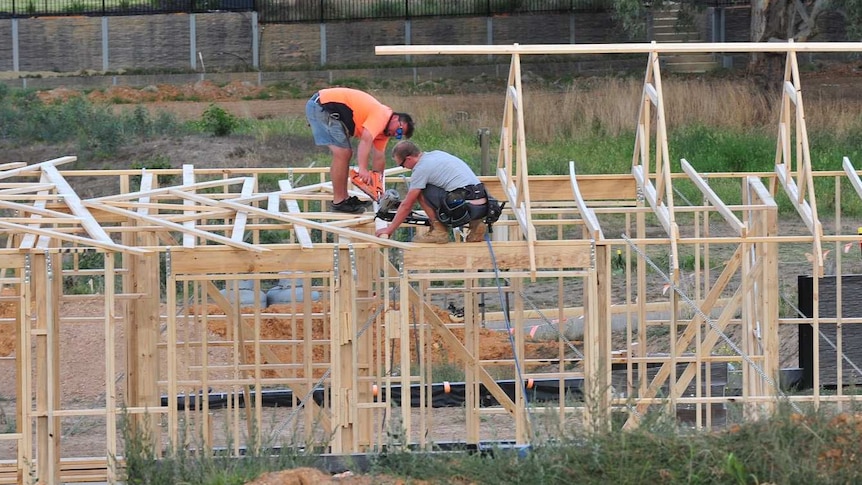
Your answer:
[320,23,327,66]
[190,14,197,71]
[101,17,109,72]
[252,11,259,70]
[12,18,19,72]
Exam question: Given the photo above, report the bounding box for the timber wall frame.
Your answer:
[0,41,862,482]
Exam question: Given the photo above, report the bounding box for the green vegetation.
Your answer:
[121,412,320,485]
[198,104,242,137]
[0,90,183,161]
[119,404,862,484]
[3,72,862,212]
[4,75,862,217]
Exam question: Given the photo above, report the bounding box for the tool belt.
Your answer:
[461,183,487,200]
[313,93,357,135]
[438,184,491,227]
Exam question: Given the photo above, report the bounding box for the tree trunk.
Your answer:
[749,0,790,72]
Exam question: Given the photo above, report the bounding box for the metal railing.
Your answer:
[0,0,612,21]
[0,0,255,18]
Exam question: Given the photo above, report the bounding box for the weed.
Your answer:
[724,452,749,485]
[199,104,240,137]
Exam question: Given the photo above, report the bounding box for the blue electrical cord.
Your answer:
[484,232,534,443]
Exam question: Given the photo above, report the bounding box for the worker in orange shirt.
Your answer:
[306,88,414,213]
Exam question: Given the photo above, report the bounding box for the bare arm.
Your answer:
[355,127,376,183]
[370,146,386,173]
[376,188,422,238]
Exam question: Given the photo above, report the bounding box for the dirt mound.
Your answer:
[35,80,266,105]
[244,467,429,485]
[0,289,16,357]
[200,301,565,379]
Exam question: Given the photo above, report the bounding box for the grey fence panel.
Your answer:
[0,0,255,19]
[0,0,621,22]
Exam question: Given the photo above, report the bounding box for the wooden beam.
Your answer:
[783,80,797,105]
[19,177,52,250]
[277,180,313,248]
[498,168,530,235]
[0,220,147,255]
[0,200,79,220]
[843,157,862,199]
[41,165,114,244]
[645,83,658,106]
[0,156,76,182]
[746,176,778,208]
[230,178,255,242]
[569,161,604,241]
[169,247,335,274]
[84,201,264,253]
[632,165,672,235]
[376,42,862,56]
[625,246,744,427]
[681,159,745,236]
[90,176,249,203]
[187,194,412,250]
[0,161,27,171]
[182,165,196,248]
[406,286,517,416]
[403,241,592,270]
[206,282,332,432]
[0,183,56,196]
[774,163,815,234]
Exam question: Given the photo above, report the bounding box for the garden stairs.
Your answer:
[652,4,718,73]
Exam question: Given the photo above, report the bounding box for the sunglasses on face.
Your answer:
[394,124,404,140]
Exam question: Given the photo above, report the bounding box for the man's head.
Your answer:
[393,140,421,168]
[389,113,414,140]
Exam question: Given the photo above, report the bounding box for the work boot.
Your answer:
[412,221,450,244]
[465,219,486,242]
[329,196,368,214]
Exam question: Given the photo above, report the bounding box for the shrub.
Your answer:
[200,104,239,137]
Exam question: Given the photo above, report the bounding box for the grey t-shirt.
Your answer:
[408,150,480,192]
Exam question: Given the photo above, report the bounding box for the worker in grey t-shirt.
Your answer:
[376,140,491,244]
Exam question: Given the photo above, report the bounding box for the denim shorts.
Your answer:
[306,93,351,149]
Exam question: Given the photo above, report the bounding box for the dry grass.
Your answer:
[398,77,862,143]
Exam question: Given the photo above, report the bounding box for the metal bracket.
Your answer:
[348,243,357,281]
[24,254,30,284]
[636,186,644,203]
[333,245,340,285]
[590,241,596,270]
[165,246,172,277]
[45,250,53,281]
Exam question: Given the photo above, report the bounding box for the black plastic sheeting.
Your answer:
[160,378,585,411]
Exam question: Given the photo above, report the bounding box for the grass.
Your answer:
[4,73,862,214]
[119,402,862,484]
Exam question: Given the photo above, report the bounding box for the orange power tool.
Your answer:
[349,168,384,202]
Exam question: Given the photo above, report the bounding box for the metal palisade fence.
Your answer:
[0,0,613,22]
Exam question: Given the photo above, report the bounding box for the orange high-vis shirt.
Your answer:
[318,88,394,151]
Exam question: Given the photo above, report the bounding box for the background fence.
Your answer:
[0,0,746,22]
